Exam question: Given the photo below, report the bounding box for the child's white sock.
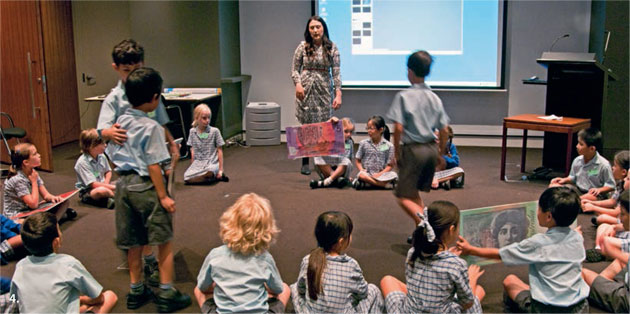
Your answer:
[323,177,333,186]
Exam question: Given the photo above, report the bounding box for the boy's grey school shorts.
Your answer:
[588,271,629,313]
[115,172,173,249]
[201,297,285,313]
[395,142,438,199]
[514,290,589,313]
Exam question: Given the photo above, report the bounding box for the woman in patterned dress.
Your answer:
[291,16,342,175]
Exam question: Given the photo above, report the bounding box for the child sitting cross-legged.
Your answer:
[184,103,228,185]
[381,201,485,313]
[74,128,116,209]
[194,193,290,313]
[582,150,629,226]
[311,117,355,189]
[9,212,118,313]
[291,211,384,313]
[353,115,398,190]
[581,190,629,313]
[457,187,590,313]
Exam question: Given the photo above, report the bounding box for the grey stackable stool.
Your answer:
[245,102,281,146]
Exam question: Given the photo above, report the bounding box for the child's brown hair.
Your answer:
[8,143,35,179]
[79,128,104,154]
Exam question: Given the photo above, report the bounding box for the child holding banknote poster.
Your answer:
[310,117,355,189]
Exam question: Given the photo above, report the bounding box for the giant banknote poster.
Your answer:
[460,201,539,265]
[286,121,344,159]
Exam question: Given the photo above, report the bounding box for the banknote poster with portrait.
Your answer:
[286,121,344,159]
[459,201,539,265]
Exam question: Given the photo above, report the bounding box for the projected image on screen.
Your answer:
[318,0,503,88]
[352,1,462,55]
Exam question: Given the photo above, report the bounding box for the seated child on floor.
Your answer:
[458,187,590,313]
[588,188,630,263]
[291,211,384,313]
[9,212,118,313]
[550,128,615,201]
[432,126,464,190]
[3,143,75,222]
[194,193,290,313]
[353,115,397,190]
[311,117,355,189]
[184,104,229,184]
[581,190,629,313]
[381,200,485,313]
[74,129,116,209]
[583,150,629,225]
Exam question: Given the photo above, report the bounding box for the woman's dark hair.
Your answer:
[21,212,59,257]
[490,209,528,246]
[303,16,333,61]
[409,201,460,264]
[368,115,390,141]
[307,211,353,300]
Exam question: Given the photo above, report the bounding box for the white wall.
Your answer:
[240,0,592,140]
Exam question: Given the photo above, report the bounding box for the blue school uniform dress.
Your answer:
[385,249,481,313]
[2,171,44,218]
[196,245,285,313]
[499,227,590,307]
[355,138,398,182]
[10,253,103,313]
[184,126,225,181]
[97,80,170,131]
[569,152,616,193]
[291,253,383,313]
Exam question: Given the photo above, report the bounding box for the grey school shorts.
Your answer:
[395,142,438,199]
[201,298,285,314]
[115,173,173,249]
[587,271,629,313]
[513,290,589,313]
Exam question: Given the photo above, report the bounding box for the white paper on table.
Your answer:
[537,114,563,121]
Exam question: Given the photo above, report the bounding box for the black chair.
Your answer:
[1,112,26,158]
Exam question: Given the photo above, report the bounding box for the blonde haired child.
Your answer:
[184,104,228,184]
[311,117,355,188]
[195,193,290,313]
[291,211,383,313]
[381,201,485,313]
[74,129,115,209]
[3,143,75,222]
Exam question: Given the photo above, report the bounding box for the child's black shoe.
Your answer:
[156,287,192,313]
[310,180,323,189]
[336,177,349,188]
[219,174,229,182]
[106,198,116,209]
[127,286,155,310]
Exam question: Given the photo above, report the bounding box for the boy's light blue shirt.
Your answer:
[499,227,589,307]
[97,80,169,130]
[197,245,284,314]
[568,152,616,192]
[74,153,111,190]
[106,108,170,176]
[386,83,450,144]
[10,253,103,313]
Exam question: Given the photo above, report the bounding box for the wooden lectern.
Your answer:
[537,52,616,170]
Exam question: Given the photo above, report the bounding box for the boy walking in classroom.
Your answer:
[550,127,615,201]
[107,67,191,312]
[386,50,450,231]
[457,187,590,313]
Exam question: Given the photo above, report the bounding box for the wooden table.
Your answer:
[500,114,591,180]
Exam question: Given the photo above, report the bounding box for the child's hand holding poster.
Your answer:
[286,121,344,159]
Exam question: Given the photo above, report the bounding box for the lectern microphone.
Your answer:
[549,34,570,52]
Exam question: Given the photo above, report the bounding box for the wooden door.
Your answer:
[1,1,54,171]
[40,1,80,146]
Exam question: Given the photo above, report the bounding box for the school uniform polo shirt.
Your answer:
[568,152,616,192]
[105,108,170,176]
[10,253,103,313]
[74,153,111,190]
[386,83,450,144]
[97,80,169,131]
[499,227,589,307]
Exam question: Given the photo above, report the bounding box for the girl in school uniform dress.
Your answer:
[184,104,228,184]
